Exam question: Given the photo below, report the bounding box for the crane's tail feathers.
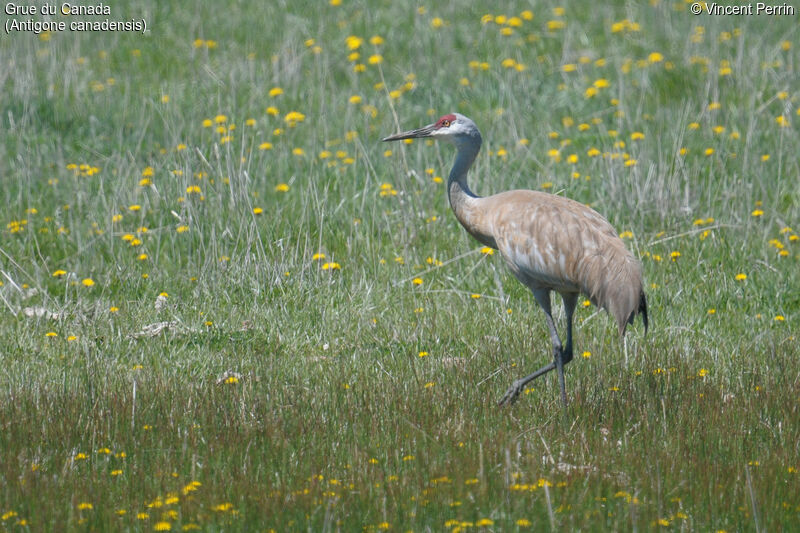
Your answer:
[639,291,649,335]
[620,289,648,337]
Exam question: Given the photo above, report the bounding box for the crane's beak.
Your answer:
[381,123,435,142]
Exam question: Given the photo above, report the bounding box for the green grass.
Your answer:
[1,1,799,530]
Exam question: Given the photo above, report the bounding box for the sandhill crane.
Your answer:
[383,113,648,406]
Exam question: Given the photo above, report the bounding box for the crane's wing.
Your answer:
[485,190,644,334]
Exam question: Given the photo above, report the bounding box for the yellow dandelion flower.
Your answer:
[418,351,428,357]
[431,17,444,29]
[412,278,423,285]
[345,35,363,50]
[154,522,171,531]
[275,183,290,192]
[82,278,95,287]
[213,503,234,512]
[284,111,306,124]
[735,273,747,281]
[751,209,764,217]
[648,52,664,63]
[77,502,93,510]
[480,246,494,255]
[367,54,383,65]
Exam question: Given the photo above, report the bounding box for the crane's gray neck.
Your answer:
[447,132,482,205]
[446,131,497,249]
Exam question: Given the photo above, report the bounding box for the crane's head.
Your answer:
[382,113,481,147]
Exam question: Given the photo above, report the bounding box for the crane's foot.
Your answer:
[497,361,557,407]
[497,380,525,406]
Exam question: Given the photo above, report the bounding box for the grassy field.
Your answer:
[1,0,799,530]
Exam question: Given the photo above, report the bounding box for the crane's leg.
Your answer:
[556,293,579,405]
[498,289,569,406]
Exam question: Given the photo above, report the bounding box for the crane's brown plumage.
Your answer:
[464,190,647,335]
[383,113,648,406]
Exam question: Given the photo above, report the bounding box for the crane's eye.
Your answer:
[441,120,451,127]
